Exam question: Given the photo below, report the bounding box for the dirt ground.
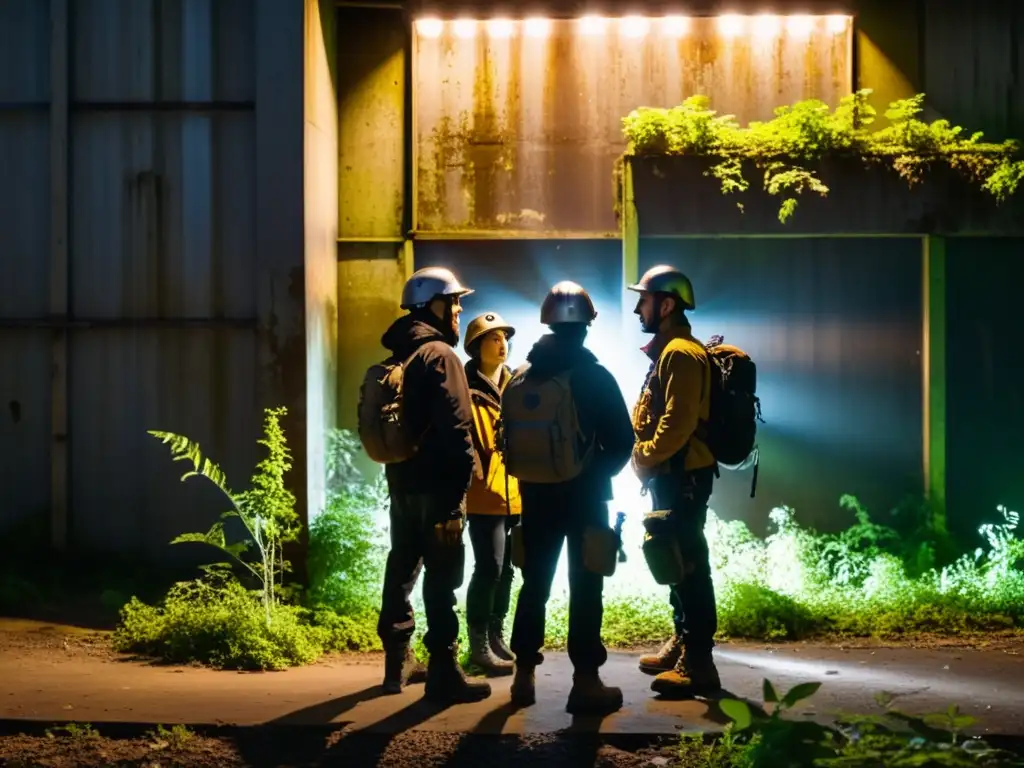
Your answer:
[2,621,1023,767]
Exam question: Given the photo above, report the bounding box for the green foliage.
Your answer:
[115,412,380,671]
[681,677,1024,766]
[112,575,377,670]
[306,429,388,618]
[622,90,1024,222]
[148,406,299,626]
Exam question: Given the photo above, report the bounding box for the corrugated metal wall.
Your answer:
[944,239,1024,542]
[639,238,924,533]
[414,16,853,234]
[0,0,266,561]
[921,0,1024,141]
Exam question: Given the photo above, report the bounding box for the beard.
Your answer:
[640,314,660,334]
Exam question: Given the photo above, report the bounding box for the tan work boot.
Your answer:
[469,628,513,676]
[488,623,515,663]
[424,645,492,703]
[638,635,683,676]
[382,645,426,695]
[566,671,623,715]
[510,664,536,707]
[650,650,722,699]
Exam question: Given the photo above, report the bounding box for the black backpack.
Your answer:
[699,335,764,497]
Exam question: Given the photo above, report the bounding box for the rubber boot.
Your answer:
[488,622,515,663]
[382,645,426,695]
[638,635,683,676]
[650,650,722,699]
[510,664,536,707]
[469,627,513,676]
[566,671,624,715]
[424,645,492,703]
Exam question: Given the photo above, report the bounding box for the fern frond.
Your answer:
[148,429,233,498]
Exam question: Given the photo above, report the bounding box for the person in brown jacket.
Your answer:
[628,265,722,698]
[463,312,522,675]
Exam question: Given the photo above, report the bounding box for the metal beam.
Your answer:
[0,318,259,330]
[409,229,622,240]
[70,101,255,113]
[49,0,69,553]
[922,235,947,534]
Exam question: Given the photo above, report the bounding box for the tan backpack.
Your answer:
[357,354,420,464]
[499,365,593,484]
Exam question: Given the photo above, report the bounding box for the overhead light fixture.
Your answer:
[415,17,444,38]
[621,15,650,38]
[826,14,849,34]
[523,16,552,38]
[662,15,691,37]
[786,15,815,37]
[578,15,608,35]
[486,18,515,38]
[752,13,781,38]
[718,13,745,37]
[452,18,476,39]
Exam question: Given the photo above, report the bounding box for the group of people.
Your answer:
[364,264,723,716]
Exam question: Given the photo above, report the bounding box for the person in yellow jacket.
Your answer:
[628,265,722,698]
[463,312,522,675]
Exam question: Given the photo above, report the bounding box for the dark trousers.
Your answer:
[510,500,608,673]
[376,490,466,655]
[466,513,517,631]
[650,466,717,655]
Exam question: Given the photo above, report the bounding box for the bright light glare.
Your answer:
[415,17,443,38]
[524,16,552,38]
[826,14,849,33]
[486,18,515,38]
[786,15,815,36]
[452,18,476,39]
[621,15,650,38]
[718,14,745,37]
[662,15,691,37]
[578,15,608,35]
[752,13,781,37]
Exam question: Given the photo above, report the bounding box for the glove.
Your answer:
[434,517,464,547]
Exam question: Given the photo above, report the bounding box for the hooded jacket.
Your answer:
[464,359,522,516]
[380,313,475,510]
[513,333,634,508]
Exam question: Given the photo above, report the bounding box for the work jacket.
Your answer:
[465,359,522,516]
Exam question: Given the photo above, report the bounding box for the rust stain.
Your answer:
[415,19,853,233]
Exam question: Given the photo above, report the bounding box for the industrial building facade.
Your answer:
[2,0,1022,564]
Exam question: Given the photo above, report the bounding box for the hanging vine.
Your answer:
[622,89,1024,223]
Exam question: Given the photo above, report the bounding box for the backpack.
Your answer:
[499,364,593,484]
[357,353,420,464]
[700,335,764,494]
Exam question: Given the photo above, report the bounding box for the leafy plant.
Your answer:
[708,678,1024,767]
[148,406,299,626]
[622,89,1024,222]
[307,429,388,616]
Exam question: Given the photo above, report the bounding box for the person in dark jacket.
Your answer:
[504,281,635,715]
[376,266,491,704]
[462,312,521,675]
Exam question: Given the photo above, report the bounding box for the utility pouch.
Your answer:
[582,525,619,577]
[641,510,688,585]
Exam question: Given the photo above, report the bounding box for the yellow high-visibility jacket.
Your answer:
[465,361,522,516]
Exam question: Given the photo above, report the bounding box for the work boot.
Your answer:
[510,664,536,707]
[488,622,515,663]
[382,645,426,695]
[424,645,492,703]
[469,627,513,676]
[650,650,722,699]
[566,671,624,715]
[638,635,683,676]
